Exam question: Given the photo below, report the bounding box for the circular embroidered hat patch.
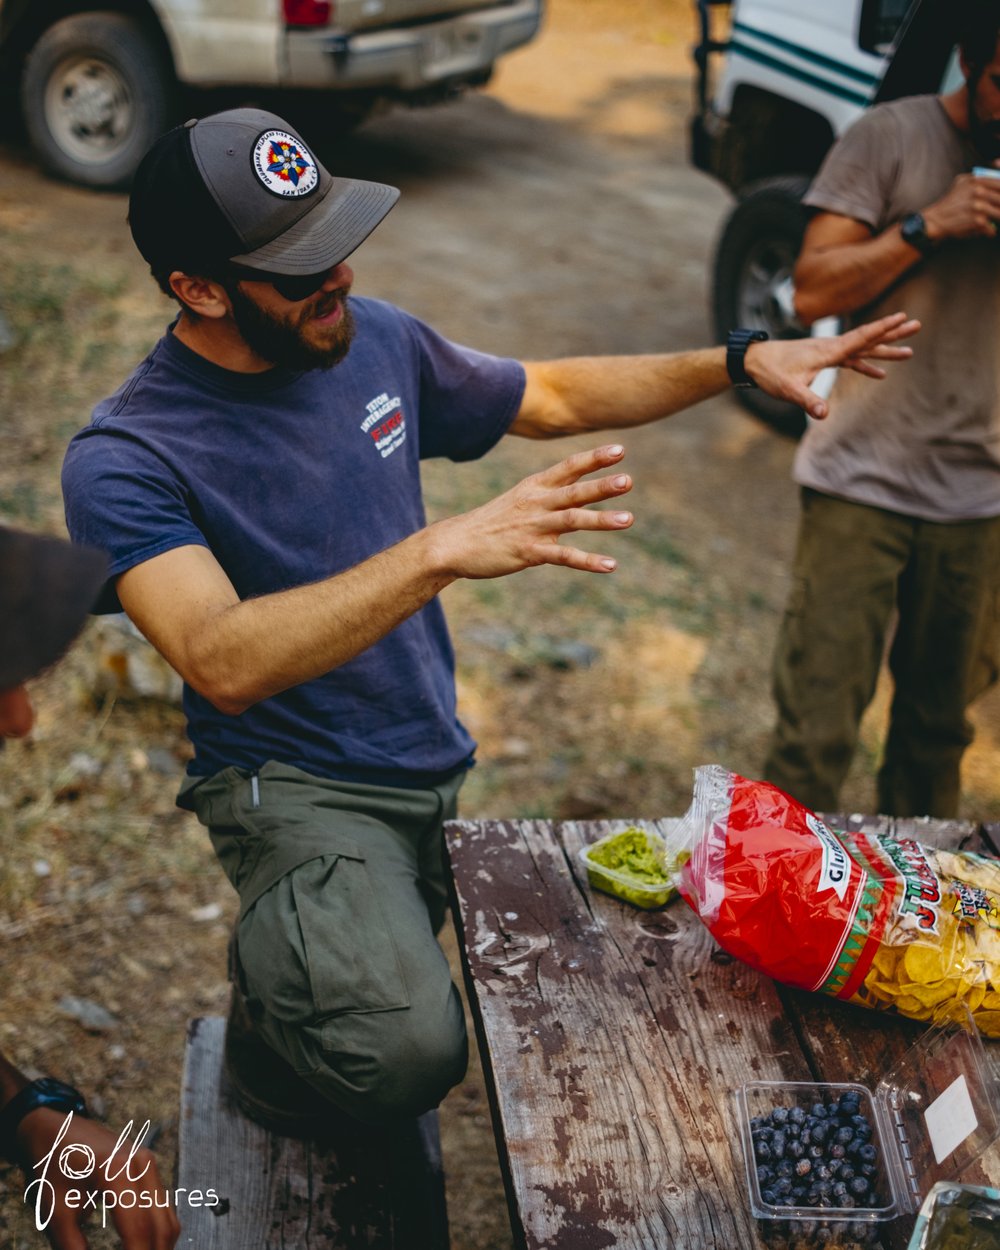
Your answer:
[251,130,319,197]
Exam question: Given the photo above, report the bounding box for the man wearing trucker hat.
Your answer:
[0,527,180,1249]
[61,107,918,1134]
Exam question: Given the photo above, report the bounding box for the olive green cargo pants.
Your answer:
[763,489,1000,818]
[180,761,468,1125]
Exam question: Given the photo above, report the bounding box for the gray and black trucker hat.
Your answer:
[0,528,107,690]
[129,108,400,278]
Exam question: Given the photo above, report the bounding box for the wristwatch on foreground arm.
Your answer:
[726,328,770,389]
[0,1077,88,1163]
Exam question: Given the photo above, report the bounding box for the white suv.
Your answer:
[692,0,959,432]
[0,0,543,189]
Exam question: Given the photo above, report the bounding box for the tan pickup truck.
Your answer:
[0,0,543,188]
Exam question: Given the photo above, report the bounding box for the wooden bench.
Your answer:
[175,1015,450,1249]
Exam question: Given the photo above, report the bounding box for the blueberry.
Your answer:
[789,1106,806,1125]
[852,1114,872,1137]
[849,1177,870,1200]
[809,1144,824,1161]
[830,1144,846,1159]
[837,1163,855,1182]
[756,1165,773,1187]
[776,1160,794,1179]
[835,1126,854,1146]
[832,1181,849,1199]
[810,1121,829,1144]
[771,1107,789,1126]
[771,1131,787,1158]
[753,1136,772,1162]
[811,1102,827,1118]
[815,1165,832,1182]
[795,1158,812,1177]
[774,1178,793,1198]
[860,1162,878,1179]
[787,1139,805,1160]
[858,1143,878,1165]
[761,1188,778,1205]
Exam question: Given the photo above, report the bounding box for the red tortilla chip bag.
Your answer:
[673,765,1000,1035]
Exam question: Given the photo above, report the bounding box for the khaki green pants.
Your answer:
[180,761,468,1125]
[764,489,1000,818]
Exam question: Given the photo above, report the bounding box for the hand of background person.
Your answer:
[16,1107,180,1250]
[429,443,633,579]
[744,311,921,419]
[923,166,1000,243]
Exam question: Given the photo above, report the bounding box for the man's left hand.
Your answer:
[745,311,921,419]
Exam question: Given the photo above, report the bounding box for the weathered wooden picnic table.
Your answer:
[445,813,1000,1250]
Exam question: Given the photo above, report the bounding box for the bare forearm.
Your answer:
[181,530,454,714]
[516,349,730,438]
[794,225,921,324]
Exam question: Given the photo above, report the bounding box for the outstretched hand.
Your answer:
[431,443,634,579]
[744,311,921,419]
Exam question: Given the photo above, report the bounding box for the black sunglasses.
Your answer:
[227,264,332,303]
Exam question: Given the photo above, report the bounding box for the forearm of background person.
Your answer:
[116,446,634,716]
[792,215,922,326]
[511,349,730,438]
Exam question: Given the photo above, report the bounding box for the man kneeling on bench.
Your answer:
[61,108,918,1133]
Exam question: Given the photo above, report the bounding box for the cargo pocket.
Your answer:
[291,852,410,1017]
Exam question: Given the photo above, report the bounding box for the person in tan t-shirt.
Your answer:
[763,1,1000,818]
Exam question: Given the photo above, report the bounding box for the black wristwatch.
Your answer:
[900,211,935,256]
[0,1078,88,1162]
[726,328,769,388]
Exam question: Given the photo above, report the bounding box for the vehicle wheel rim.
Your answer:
[44,55,134,165]
[736,237,803,339]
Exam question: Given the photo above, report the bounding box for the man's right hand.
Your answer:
[923,167,1000,242]
[428,443,634,579]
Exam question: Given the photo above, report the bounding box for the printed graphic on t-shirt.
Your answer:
[361,391,406,459]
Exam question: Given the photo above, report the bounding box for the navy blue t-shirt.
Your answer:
[62,297,525,787]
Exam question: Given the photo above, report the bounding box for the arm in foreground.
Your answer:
[509,311,919,433]
[0,1052,179,1250]
[116,444,635,716]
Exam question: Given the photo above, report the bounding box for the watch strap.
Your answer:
[726,328,769,388]
[900,211,934,256]
[0,1078,88,1161]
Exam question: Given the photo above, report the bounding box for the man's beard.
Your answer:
[969,74,1000,163]
[227,282,356,371]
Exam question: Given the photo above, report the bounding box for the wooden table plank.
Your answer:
[448,816,1000,1250]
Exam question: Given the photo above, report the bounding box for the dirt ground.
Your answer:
[3,1,1000,1246]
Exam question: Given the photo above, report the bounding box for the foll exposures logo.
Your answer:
[361,391,406,459]
[25,1112,219,1231]
[807,812,850,902]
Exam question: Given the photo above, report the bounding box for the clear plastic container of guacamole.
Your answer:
[579,825,680,910]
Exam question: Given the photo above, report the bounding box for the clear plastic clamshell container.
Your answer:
[736,1010,1000,1236]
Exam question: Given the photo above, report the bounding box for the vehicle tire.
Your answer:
[22,12,174,190]
[712,175,812,438]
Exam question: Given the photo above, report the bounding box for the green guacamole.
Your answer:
[588,827,671,884]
